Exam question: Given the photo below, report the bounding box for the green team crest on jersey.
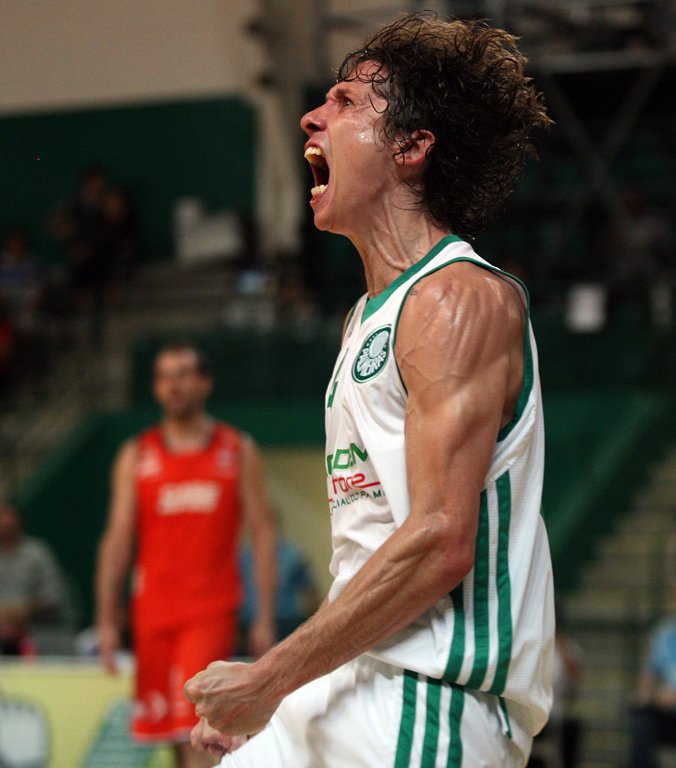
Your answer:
[352,325,391,382]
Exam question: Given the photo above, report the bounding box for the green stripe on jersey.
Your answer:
[465,490,490,689]
[489,472,513,695]
[421,678,442,768]
[446,686,465,767]
[395,671,418,767]
[444,585,465,681]
[497,318,533,441]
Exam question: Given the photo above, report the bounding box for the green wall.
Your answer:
[0,96,255,261]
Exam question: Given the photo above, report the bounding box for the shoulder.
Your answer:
[405,261,523,326]
[113,437,141,478]
[240,432,262,462]
[118,436,141,460]
[212,420,240,440]
[398,261,523,350]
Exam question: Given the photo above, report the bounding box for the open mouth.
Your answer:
[304,146,330,198]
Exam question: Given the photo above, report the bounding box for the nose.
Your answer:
[300,105,326,136]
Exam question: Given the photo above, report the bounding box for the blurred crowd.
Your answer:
[0,166,141,402]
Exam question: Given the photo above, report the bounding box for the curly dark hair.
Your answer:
[337,13,552,238]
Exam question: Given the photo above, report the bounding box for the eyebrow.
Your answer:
[325,85,352,101]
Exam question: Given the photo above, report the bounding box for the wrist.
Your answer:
[252,644,296,702]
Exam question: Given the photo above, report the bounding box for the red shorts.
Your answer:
[131,612,237,743]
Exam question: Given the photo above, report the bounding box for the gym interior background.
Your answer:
[1,2,674,767]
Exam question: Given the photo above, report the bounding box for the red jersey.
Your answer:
[132,423,243,633]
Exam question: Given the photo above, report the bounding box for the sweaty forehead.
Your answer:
[335,59,386,89]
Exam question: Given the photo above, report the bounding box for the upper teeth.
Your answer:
[304,147,325,165]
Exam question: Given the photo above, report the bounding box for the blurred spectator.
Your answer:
[276,268,321,331]
[100,185,141,296]
[603,187,675,326]
[50,167,144,340]
[628,588,676,768]
[0,227,48,382]
[0,503,67,656]
[49,166,113,346]
[0,300,16,394]
[0,228,43,335]
[50,166,108,312]
[239,531,319,647]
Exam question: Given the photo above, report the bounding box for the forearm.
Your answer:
[251,523,277,623]
[256,516,467,699]
[95,535,131,625]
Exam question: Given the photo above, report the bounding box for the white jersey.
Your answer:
[324,235,554,747]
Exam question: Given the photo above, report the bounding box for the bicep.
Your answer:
[397,272,519,555]
[103,441,138,545]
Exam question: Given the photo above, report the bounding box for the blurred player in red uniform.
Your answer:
[95,342,277,768]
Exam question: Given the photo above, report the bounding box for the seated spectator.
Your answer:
[0,503,67,656]
[629,587,676,768]
[602,187,675,326]
[0,227,47,381]
[100,185,140,297]
[0,228,43,334]
[49,166,109,339]
[239,532,319,652]
[0,300,16,394]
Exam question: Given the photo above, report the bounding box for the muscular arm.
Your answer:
[240,436,278,657]
[95,439,138,673]
[186,264,525,735]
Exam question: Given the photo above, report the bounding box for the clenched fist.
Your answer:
[184,660,282,737]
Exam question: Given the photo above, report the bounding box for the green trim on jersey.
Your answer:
[361,235,463,324]
[422,677,442,767]
[443,471,514,696]
[496,319,533,442]
[444,585,465,681]
[465,490,490,689]
[448,686,465,767]
[395,671,418,767]
[394,673,466,767]
[489,472,514,695]
[498,696,513,740]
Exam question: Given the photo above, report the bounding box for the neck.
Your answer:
[348,201,450,298]
[161,413,213,451]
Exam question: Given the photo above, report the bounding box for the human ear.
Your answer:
[395,129,435,167]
